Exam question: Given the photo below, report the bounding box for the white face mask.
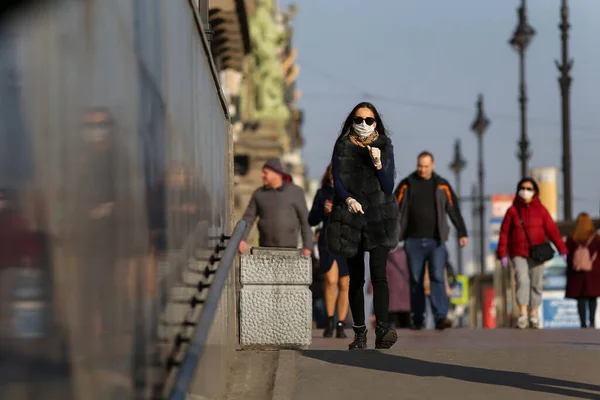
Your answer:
[352,121,375,138]
[518,189,534,201]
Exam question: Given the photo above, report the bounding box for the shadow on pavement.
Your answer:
[301,350,600,399]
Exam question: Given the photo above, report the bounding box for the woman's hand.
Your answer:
[346,198,364,214]
[324,200,333,214]
[366,146,382,169]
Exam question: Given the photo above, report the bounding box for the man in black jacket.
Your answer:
[394,151,467,330]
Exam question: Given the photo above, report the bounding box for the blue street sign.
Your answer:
[541,295,580,329]
[488,217,504,252]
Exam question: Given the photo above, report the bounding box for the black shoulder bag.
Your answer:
[517,209,555,264]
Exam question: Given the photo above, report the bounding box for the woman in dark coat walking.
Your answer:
[308,164,350,338]
[326,102,400,350]
[565,212,600,328]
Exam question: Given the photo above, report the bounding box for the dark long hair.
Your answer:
[320,163,333,187]
[515,177,539,195]
[337,102,388,139]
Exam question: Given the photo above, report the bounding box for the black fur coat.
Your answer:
[326,134,400,258]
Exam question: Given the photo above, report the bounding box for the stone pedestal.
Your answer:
[239,247,312,349]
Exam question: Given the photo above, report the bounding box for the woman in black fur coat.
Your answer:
[326,102,400,350]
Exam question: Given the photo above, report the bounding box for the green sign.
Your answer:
[450,275,469,305]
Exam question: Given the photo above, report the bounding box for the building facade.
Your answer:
[211,0,309,246]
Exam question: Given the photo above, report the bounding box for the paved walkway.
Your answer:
[285,329,600,400]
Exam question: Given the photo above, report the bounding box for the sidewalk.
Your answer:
[283,329,600,400]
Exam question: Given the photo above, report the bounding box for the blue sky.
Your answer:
[280,0,600,268]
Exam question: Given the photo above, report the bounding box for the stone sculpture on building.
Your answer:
[248,0,290,122]
[227,1,312,246]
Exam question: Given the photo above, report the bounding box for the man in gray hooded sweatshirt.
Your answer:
[238,158,313,255]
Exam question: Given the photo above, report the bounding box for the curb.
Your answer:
[271,350,297,400]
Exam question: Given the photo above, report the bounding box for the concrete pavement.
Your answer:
[288,329,600,400]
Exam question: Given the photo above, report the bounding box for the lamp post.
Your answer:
[449,139,467,275]
[556,0,573,221]
[471,183,478,275]
[471,94,490,327]
[509,0,535,179]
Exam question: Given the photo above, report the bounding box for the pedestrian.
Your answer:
[385,242,411,328]
[308,164,349,338]
[394,151,468,330]
[496,177,567,329]
[565,212,600,328]
[326,101,400,350]
[309,229,327,329]
[423,260,456,328]
[445,260,459,323]
[365,242,412,329]
[445,260,458,288]
[238,158,312,255]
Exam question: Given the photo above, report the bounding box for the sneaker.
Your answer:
[529,314,540,329]
[348,325,367,350]
[435,318,453,331]
[335,321,347,338]
[516,315,528,329]
[375,322,398,350]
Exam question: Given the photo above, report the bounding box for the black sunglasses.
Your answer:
[353,116,376,126]
[519,187,534,192]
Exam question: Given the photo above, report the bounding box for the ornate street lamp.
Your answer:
[449,139,467,275]
[471,94,490,328]
[556,0,573,221]
[509,0,536,179]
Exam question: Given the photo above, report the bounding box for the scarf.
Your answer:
[349,130,379,147]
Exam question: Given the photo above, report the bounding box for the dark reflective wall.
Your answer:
[0,1,230,398]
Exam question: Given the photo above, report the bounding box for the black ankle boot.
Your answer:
[348,325,367,350]
[323,317,334,338]
[336,321,347,338]
[375,321,398,350]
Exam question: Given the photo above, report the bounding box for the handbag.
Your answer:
[517,210,555,264]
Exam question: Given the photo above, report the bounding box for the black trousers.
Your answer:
[577,297,597,328]
[390,311,411,328]
[347,246,390,326]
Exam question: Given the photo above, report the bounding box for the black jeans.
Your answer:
[577,297,597,328]
[347,246,390,326]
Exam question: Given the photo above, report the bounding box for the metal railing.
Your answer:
[167,220,246,400]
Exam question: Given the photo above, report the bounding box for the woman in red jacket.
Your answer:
[496,177,567,329]
[565,212,600,328]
